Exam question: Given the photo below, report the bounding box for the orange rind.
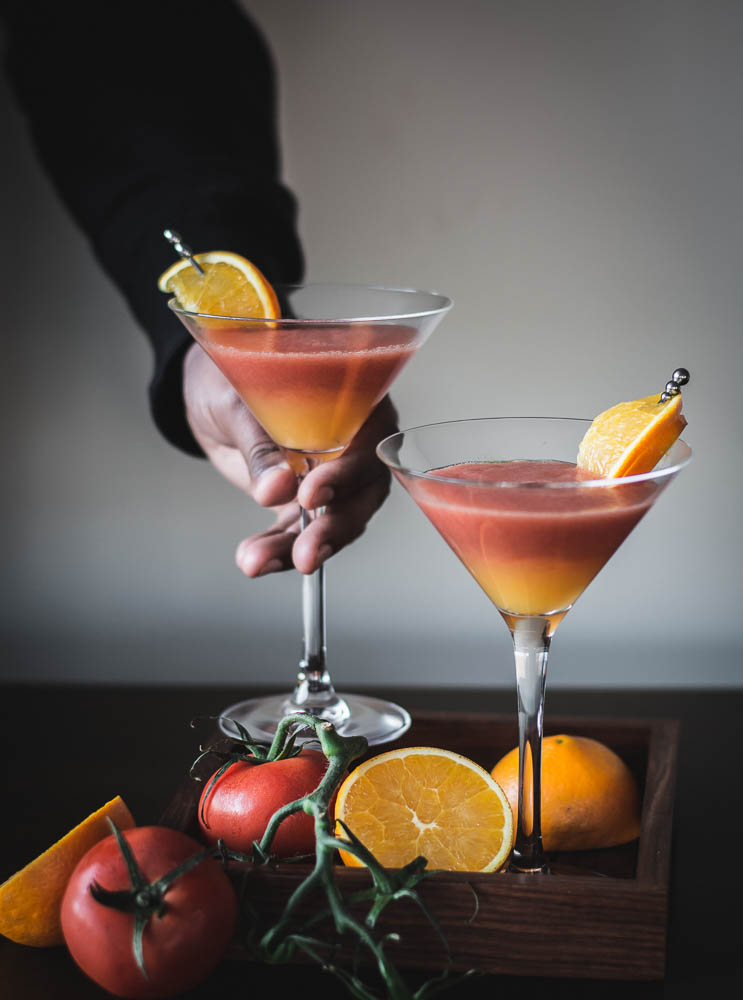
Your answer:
[492,735,640,852]
[0,795,135,947]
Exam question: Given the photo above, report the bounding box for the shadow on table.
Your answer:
[0,938,669,999]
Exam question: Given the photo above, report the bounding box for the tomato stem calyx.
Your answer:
[89,819,217,980]
[189,715,308,830]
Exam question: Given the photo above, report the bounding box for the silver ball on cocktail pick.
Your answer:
[163,228,205,275]
[659,367,691,403]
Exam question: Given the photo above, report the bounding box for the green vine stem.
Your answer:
[194,713,469,999]
[256,713,366,861]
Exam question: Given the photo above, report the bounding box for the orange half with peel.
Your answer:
[334,746,514,872]
[577,391,686,478]
[0,795,135,947]
[492,735,640,852]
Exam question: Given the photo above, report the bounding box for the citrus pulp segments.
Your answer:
[335,746,514,873]
[577,392,686,478]
[158,251,280,320]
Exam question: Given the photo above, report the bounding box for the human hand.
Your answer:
[183,343,397,577]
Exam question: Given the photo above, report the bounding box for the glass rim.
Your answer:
[376,415,693,490]
[167,282,453,324]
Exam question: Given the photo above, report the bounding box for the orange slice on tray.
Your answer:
[158,250,280,319]
[0,796,135,947]
[577,372,689,478]
[334,746,514,872]
[492,735,641,851]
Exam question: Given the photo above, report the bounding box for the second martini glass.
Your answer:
[378,417,691,871]
[172,284,451,744]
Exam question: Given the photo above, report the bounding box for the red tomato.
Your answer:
[61,826,236,999]
[199,748,330,857]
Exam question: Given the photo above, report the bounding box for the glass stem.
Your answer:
[509,615,550,873]
[287,506,349,725]
[300,505,327,678]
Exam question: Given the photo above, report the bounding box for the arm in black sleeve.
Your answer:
[1,0,304,455]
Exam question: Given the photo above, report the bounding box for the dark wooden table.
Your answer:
[1,683,740,998]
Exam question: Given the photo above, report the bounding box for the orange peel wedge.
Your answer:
[0,795,135,947]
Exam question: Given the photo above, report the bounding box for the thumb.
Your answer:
[230,409,297,507]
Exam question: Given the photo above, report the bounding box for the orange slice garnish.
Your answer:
[577,391,686,478]
[334,747,513,872]
[0,796,135,947]
[158,251,280,319]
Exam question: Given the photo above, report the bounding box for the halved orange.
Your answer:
[491,735,641,851]
[158,251,280,320]
[577,391,686,478]
[0,796,135,947]
[334,747,514,872]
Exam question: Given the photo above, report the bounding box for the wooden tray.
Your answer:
[161,711,678,981]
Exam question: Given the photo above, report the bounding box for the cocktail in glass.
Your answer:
[378,417,690,871]
[171,284,451,744]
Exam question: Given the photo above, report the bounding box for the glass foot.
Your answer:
[217,692,411,746]
[508,856,550,874]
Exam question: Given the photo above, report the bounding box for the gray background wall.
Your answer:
[2,0,740,689]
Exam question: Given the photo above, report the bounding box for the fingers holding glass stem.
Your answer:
[183,346,398,578]
[237,413,395,576]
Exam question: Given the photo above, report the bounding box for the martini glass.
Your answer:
[171,284,451,744]
[378,417,691,871]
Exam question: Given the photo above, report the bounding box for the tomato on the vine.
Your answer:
[61,826,236,999]
[198,748,331,857]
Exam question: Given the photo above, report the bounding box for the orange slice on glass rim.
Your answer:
[0,796,135,947]
[158,251,280,320]
[577,385,687,478]
[334,746,514,872]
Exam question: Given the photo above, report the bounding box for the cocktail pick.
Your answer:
[162,229,205,275]
[659,367,690,403]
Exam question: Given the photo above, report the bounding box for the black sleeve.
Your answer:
[1,0,304,455]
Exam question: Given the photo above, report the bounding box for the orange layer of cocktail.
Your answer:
[411,460,661,618]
